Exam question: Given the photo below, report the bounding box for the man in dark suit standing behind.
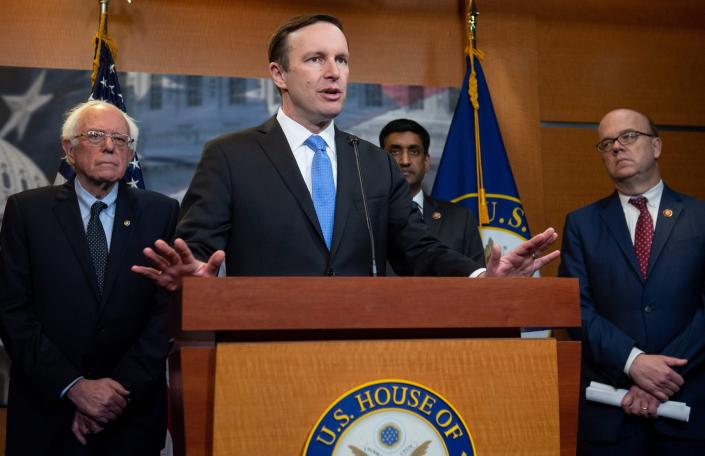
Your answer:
[0,100,178,455]
[379,119,485,275]
[558,108,705,454]
[134,14,559,288]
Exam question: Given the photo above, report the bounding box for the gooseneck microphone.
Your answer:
[348,135,378,277]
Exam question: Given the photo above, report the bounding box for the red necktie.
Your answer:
[629,196,653,279]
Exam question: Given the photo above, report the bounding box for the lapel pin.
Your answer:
[123,220,131,227]
[432,212,441,220]
[662,209,673,218]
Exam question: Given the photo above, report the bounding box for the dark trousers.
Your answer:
[581,429,705,456]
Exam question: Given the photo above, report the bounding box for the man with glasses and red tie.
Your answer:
[0,100,177,454]
[559,108,705,454]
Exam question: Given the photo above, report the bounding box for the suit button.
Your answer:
[644,305,653,313]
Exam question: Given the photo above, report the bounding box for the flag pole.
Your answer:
[91,0,117,91]
[466,1,489,224]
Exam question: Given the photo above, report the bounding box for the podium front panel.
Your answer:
[213,338,560,455]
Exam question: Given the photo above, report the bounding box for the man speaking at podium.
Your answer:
[133,14,559,286]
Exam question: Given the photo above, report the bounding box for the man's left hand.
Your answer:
[621,385,660,418]
[484,227,560,277]
[71,410,104,445]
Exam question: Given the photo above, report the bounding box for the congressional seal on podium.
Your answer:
[302,379,476,456]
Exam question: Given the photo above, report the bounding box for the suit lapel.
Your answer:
[423,194,442,237]
[330,129,354,256]
[52,181,101,301]
[256,118,326,245]
[101,182,137,306]
[649,185,682,274]
[599,192,643,281]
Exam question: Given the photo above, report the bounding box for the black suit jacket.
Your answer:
[0,181,178,455]
[177,117,482,276]
[390,194,485,276]
[558,185,705,441]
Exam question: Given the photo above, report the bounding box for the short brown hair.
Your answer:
[268,14,344,71]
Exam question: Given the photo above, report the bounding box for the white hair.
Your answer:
[61,100,139,151]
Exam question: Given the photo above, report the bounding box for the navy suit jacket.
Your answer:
[0,181,178,455]
[177,117,482,276]
[558,185,705,441]
[390,194,485,276]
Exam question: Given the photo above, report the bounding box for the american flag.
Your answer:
[58,14,145,189]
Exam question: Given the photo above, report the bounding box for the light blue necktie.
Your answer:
[304,135,335,249]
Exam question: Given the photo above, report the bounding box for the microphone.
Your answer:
[348,135,378,277]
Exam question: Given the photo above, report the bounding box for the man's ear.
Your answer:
[269,62,287,91]
[423,154,431,173]
[652,136,662,160]
[62,139,75,166]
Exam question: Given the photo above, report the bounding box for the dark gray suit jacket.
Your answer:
[0,181,178,455]
[390,194,485,276]
[176,117,482,276]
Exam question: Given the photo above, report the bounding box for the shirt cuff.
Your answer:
[624,347,645,376]
[60,376,84,399]
[469,268,486,278]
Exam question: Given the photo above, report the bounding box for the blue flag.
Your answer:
[58,14,145,189]
[432,55,531,253]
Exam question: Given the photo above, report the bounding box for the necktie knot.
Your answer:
[304,135,327,154]
[90,201,108,218]
[629,196,648,213]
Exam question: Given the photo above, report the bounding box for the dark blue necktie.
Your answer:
[87,201,108,295]
[304,135,335,249]
[412,201,424,223]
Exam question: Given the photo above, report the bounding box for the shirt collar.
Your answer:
[412,191,425,210]
[276,108,336,153]
[618,180,663,208]
[74,178,119,212]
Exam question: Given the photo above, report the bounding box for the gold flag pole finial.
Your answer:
[99,0,110,16]
[469,0,478,49]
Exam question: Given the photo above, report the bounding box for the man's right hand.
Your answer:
[66,378,130,423]
[131,238,225,291]
[628,353,687,401]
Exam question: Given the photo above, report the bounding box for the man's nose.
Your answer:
[610,141,624,155]
[103,136,116,153]
[324,58,340,79]
[398,151,411,165]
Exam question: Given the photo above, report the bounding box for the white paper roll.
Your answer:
[585,381,690,422]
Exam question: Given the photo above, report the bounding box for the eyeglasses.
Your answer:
[595,130,655,153]
[74,130,134,149]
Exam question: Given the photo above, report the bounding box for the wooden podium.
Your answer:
[170,277,580,455]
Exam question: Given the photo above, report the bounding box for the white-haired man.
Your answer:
[0,100,178,455]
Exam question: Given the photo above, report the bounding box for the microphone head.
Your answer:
[347,135,360,146]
